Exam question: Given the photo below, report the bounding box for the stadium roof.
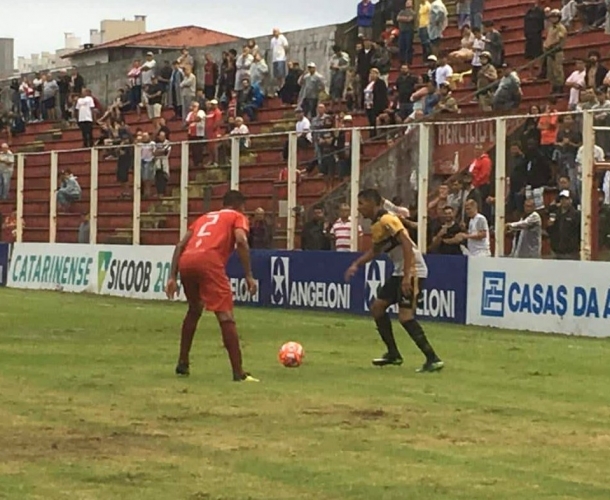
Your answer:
[63,25,240,58]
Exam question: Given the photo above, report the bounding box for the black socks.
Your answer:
[401,319,438,363]
[375,314,401,358]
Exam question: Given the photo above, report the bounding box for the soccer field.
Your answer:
[1,290,609,500]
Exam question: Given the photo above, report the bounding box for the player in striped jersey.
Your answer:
[345,189,444,372]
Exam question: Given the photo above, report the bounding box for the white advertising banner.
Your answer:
[467,257,610,338]
[8,243,97,293]
[96,245,175,299]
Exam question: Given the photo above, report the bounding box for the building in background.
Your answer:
[0,38,14,78]
[64,25,239,67]
[17,33,79,74]
[90,16,147,46]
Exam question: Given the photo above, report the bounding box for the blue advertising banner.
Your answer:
[226,251,468,324]
[0,243,9,286]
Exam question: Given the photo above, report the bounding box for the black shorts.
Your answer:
[43,97,56,109]
[376,276,425,310]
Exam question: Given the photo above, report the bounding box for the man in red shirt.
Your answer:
[205,99,223,166]
[165,190,258,382]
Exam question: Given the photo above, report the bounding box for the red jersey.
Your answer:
[182,209,249,265]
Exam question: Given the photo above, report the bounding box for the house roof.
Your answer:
[64,25,239,58]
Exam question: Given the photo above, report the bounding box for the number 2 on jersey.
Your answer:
[195,213,220,247]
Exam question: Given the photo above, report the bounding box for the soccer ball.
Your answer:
[278,342,304,368]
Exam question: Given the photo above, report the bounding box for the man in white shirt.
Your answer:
[186,102,206,167]
[434,54,453,87]
[141,52,157,88]
[75,89,96,147]
[330,203,363,251]
[460,199,491,256]
[270,28,289,91]
[565,58,586,110]
[230,116,250,149]
[295,108,312,145]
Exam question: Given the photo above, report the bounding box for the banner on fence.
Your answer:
[8,244,467,323]
[0,243,9,286]
[467,257,610,338]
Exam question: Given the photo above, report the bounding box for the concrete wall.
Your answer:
[0,38,14,79]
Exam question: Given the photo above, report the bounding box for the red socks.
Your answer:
[219,320,244,377]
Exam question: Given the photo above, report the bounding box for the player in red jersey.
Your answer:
[165,190,259,382]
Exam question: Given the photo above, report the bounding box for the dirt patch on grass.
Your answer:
[0,425,168,463]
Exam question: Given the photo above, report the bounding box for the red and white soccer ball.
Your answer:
[278,342,305,368]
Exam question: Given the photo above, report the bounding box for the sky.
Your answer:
[6,0,361,61]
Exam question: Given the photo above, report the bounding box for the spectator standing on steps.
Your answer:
[428,0,449,57]
[330,203,363,251]
[0,143,14,200]
[357,0,375,39]
[298,63,326,119]
[459,199,491,256]
[75,89,95,148]
[249,208,273,249]
[180,66,197,125]
[418,0,433,62]
[483,21,504,68]
[543,9,567,95]
[470,0,483,30]
[524,0,545,79]
[397,0,416,65]
[270,29,290,93]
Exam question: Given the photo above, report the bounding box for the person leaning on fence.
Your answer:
[507,199,542,259]
[56,169,82,212]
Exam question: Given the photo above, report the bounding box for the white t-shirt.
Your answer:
[187,110,206,137]
[140,141,156,162]
[295,117,312,142]
[471,38,485,66]
[230,124,251,147]
[330,217,363,251]
[141,59,157,85]
[467,213,491,256]
[32,78,42,97]
[270,35,289,62]
[435,64,453,86]
[76,96,95,122]
[566,69,585,107]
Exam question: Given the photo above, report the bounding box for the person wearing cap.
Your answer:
[543,9,567,95]
[298,62,325,119]
[493,62,522,111]
[548,190,580,260]
[140,52,157,90]
[507,199,542,259]
[476,51,497,111]
[426,54,439,85]
[205,99,223,167]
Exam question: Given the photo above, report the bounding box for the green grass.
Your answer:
[0,289,609,500]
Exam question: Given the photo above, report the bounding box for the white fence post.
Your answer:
[16,153,25,243]
[581,110,594,261]
[349,128,361,251]
[286,132,298,250]
[89,147,98,244]
[417,122,430,254]
[49,151,58,243]
[180,141,189,239]
[230,136,240,190]
[494,117,507,257]
[132,144,142,245]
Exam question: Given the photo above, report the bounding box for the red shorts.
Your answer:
[179,254,232,312]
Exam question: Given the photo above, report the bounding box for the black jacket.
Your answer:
[356,48,374,79]
[548,206,581,255]
[301,220,331,250]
